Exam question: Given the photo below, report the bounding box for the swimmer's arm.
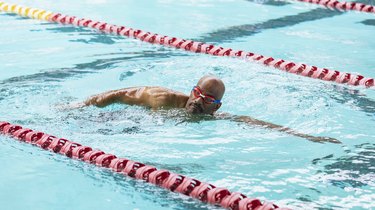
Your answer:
[84,88,146,107]
[217,113,341,144]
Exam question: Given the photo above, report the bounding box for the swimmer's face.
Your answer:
[185,77,225,115]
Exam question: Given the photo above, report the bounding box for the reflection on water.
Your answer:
[245,0,290,6]
[44,25,124,45]
[313,143,375,188]
[328,85,375,115]
[198,0,369,43]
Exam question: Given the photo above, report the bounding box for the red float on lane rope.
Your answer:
[1,1,373,89]
[46,13,374,88]
[296,0,375,14]
[0,121,290,210]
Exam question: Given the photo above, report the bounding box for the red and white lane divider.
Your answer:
[0,121,290,210]
[0,2,373,88]
[296,0,375,14]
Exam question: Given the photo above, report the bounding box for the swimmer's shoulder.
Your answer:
[143,86,188,108]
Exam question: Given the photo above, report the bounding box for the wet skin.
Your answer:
[82,76,341,144]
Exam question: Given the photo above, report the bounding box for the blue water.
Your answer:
[1,0,375,209]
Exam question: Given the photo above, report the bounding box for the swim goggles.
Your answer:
[191,86,221,104]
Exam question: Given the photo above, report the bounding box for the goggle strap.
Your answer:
[191,86,221,104]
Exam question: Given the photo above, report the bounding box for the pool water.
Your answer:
[1,0,375,209]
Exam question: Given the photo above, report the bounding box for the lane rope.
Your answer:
[296,0,375,14]
[0,1,373,88]
[0,121,290,210]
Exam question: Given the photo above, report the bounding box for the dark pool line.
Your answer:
[197,0,373,43]
[360,19,375,26]
[312,143,375,189]
[196,8,342,43]
[245,0,291,6]
[90,171,211,210]
[0,13,27,19]
[0,50,186,86]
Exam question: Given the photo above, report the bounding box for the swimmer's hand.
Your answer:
[303,135,341,144]
[84,94,108,107]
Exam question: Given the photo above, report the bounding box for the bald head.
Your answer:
[185,75,225,115]
[197,75,225,101]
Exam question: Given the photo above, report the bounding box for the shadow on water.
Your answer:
[0,13,28,18]
[0,14,188,88]
[41,23,124,45]
[312,143,375,188]
[360,19,375,26]
[3,13,121,46]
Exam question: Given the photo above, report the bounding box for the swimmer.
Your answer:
[79,75,340,144]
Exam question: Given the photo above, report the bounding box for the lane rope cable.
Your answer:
[0,2,373,88]
[295,0,375,14]
[0,121,290,210]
